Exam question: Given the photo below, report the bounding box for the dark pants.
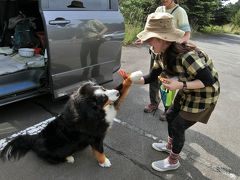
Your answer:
[80,39,103,77]
[166,96,196,154]
[149,56,161,105]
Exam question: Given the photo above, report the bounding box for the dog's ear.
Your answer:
[79,81,95,95]
[79,84,89,95]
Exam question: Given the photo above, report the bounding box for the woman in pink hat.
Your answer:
[130,12,220,172]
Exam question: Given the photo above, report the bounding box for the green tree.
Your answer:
[225,0,240,17]
[120,0,153,26]
[212,3,231,26]
[119,0,239,43]
[180,0,221,30]
[231,9,240,29]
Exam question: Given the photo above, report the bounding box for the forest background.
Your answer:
[119,0,240,44]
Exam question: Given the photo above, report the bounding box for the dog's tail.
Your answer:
[0,134,37,161]
[114,69,133,110]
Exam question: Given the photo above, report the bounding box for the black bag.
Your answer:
[12,18,39,51]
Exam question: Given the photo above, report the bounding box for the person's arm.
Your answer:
[131,67,162,85]
[162,53,215,90]
[182,80,205,89]
[195,67,215,86]
[98,25,108,36]
[161,78,204,91]
[93,20,108,37]
[180,31,190,44]
[143,67,162,84]
[177,8,191,43]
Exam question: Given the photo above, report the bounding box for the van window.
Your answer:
[42,0,112,11]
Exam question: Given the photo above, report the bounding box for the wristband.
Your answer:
[182,81,187,90]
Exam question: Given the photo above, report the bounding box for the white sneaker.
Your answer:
[151,158,180,172]
[152,141,171,153]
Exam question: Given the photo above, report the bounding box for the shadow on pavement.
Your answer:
[185,130,239,178]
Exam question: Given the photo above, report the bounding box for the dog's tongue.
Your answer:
[118,69,129,80]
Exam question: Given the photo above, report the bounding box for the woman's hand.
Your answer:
[130,71,143,82]
[161,78,183,90]
[134,39,143,46]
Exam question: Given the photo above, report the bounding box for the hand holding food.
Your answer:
[129,71,143,82]
[160,78,183,90]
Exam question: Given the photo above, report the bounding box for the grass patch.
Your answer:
[123,23,143,45]
[123,23,239,45]
[202,24,240,35]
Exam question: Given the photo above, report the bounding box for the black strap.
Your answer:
[170,5,179,14]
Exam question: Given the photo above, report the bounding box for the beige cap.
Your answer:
[137,12,184,42]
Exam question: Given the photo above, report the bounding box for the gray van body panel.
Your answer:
[42,9,124,98]
[0,0,124,106]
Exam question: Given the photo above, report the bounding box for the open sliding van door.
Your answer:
[40,0,124,98]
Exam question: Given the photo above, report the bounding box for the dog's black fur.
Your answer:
[0,80,131,165]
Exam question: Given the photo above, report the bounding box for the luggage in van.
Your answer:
[10,16,40,51]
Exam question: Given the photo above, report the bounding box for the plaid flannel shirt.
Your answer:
[152,49,220,113]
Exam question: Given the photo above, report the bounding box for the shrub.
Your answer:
[123,23,142,45]
[231,10,240,30]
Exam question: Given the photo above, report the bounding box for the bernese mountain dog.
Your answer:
[0,70,143,167]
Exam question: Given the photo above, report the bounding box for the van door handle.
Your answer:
[49,18,71,25]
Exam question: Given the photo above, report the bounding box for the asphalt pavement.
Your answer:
[0,33,239,180]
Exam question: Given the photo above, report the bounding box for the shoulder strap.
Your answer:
[170,5,179,14]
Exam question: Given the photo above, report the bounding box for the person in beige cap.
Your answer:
[155,0,191,43]
[130,12,220,171]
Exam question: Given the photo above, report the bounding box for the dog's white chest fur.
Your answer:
[104,104,116,128]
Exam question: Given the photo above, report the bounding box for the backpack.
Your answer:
[12,18,39,51]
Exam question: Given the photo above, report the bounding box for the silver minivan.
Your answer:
[0,0,124,106]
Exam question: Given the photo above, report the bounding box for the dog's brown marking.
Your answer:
[114,77,132,110]
[92,149,106,164]
[103,100,113,108]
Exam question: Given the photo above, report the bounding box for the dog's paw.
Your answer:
[118,69,129,80]
[66,156,75,163]
[99,157,111,168]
